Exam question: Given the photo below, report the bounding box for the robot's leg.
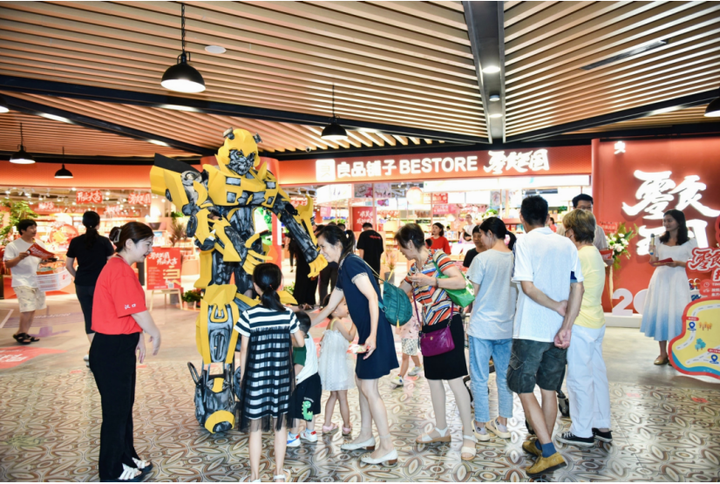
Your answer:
[193,284,241,433]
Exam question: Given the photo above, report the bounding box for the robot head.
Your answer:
[216,128,261,176]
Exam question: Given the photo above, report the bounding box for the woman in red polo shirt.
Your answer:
[429,222,452,255]
[89,222,161,482]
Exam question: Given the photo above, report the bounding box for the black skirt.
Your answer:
[422,314,468,381]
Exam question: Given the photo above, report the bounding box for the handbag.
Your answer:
[432,257,475,307]
[359,260,413,327]
[413,290,455,357]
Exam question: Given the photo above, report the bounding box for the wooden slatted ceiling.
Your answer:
[503,1,720,138]
[0,91,438,153]
[567,106,719,134]
[0,1,486,142]
[0,111,191,157]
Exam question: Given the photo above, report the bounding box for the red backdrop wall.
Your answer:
[593,138,720,312]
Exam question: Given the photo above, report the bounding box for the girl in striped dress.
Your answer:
[235,263,305,482]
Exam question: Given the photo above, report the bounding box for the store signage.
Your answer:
[483,149,550,175]
[352,206,375,232]
[128,192,152,205]
[145,248,182,290]
[106,205,123,215]
[622,171,720,255]
[316,150,551,182]
[76,190,102,204]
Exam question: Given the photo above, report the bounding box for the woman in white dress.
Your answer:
[640,209,697,365]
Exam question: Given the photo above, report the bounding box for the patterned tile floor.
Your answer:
[1,295,719,481]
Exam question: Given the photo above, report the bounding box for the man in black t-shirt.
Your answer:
[356,223,384,279]
[462,225,486,268]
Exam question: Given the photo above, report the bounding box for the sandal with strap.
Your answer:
[342,425,352,436]
[461,434,478,461]
[416,427,451,444]
[12,333,32,345]
[322,423,339,434]
[132,458,153,475]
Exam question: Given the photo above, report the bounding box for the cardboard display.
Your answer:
[145,248,182,290]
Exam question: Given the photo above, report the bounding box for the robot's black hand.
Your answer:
[284,203,298,216]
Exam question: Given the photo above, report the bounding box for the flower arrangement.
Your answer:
[606,222,636,270]
[384,250,398,272]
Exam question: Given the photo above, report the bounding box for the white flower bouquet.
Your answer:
[605,223,636,270]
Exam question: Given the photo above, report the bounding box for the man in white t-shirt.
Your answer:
[462,214,475,241]
[508,196,584,477]
[3,219,50,344]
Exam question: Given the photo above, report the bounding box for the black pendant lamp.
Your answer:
[10,123,35,164]
[161,3,206,93]
[54,148,73,179]
[705,87,720,117]
[321,85,348,141]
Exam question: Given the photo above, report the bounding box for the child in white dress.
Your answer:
[318,298,357,436]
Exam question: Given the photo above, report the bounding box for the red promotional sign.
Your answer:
[432,193,448,204]
[76,190,102,204]
[128,192,152,205]
[352,206,375,232]
[689,247,720,282]
[699,279,720,297]
[145,248,182,290]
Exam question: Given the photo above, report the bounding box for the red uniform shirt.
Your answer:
[430,236,451,255]
[92,256,146,334]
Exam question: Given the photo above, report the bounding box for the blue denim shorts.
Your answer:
[507,339,567,394]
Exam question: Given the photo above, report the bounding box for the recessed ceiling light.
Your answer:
[205,45,226,54]
[653,106,680,115]
[489,94,501,102]
[489,113,503,118]
[482,65,501,74]
[148,140,170,147]
[40,113,72,123]
[158,104,199,112]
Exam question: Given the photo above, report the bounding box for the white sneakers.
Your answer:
[408,366,423,377]
[300,429,318,443]
[391,376,404,387]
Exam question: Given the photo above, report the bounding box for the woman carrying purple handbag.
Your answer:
[395,223,477,461]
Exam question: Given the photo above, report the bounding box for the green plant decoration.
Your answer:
[0,200,39,245]
[606,222,637,271]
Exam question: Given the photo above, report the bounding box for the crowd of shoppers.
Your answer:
[3,188,698,481]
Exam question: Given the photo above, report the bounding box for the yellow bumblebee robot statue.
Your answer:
[150,128,327,433]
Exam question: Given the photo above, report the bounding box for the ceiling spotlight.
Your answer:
[0,105,9,114]
[205,45,226,54]
[705,90,720,117]
[161,3,206,93]
[489,94,501,102]
[482,65,501,74]
[148,140,170,147]
[10,123,35,164]
[489,113,504,118]
[321,85,348,141]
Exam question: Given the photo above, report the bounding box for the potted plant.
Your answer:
[181,288,203,310]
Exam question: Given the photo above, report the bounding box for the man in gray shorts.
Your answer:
[508,196,584,477]
[3,219,48,345]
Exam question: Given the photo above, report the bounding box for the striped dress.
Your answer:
[234,306,299,432]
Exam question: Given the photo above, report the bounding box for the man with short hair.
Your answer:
[462,214,476,241]
[3,219,50,344]
[508,196,584,477]
[463,225,486,269]
[356,222,384,280]
[558,194,607,252]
